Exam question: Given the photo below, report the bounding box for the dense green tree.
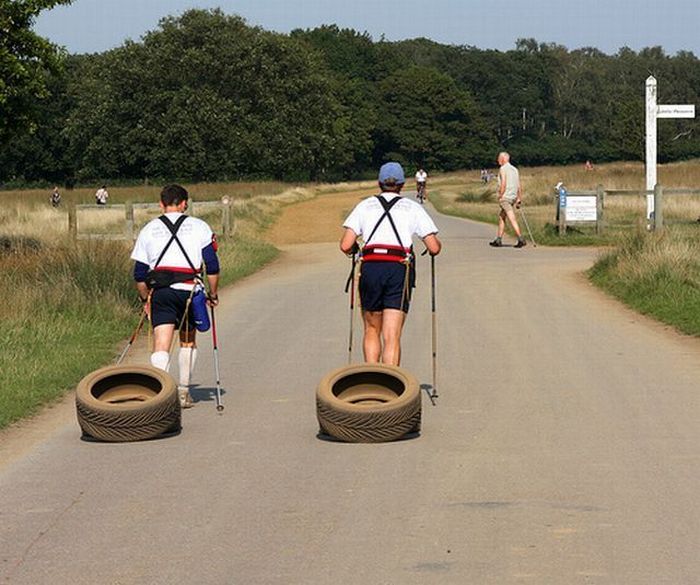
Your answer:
[63,9,347,181]
[374,66,492,170]
[291,25,380,81]
[4,9,700,185]
[0,0,72,143]
[291,25,386,177]
[0,67,72,183]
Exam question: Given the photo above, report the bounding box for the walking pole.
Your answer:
[210,304,224,413]
[430,254,438,403]
[518,205,537,247]
[116,307,148,365]
[344,252,357,364]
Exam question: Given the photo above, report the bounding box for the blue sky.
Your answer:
[35,0,700,56]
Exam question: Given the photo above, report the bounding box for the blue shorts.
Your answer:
[151,288,195,329]
[360,262,415,313]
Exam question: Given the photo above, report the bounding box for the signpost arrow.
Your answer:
[657,104,696,119]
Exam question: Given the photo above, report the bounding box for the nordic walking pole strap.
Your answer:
[344,253,356,293]
[347,253,356,364]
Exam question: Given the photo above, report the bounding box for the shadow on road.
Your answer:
[190,385,226,404]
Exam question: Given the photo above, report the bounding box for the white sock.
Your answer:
[150,350,170,371]
[178,347,197,387]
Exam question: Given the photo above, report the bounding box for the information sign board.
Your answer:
[564,195,597,222]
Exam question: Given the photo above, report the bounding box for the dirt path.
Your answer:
[2,203,700,584]
[266,187,370,245]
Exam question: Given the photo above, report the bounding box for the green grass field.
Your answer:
[589,230,700,336]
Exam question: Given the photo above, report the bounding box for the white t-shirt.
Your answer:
[415,170,427,183]
[95,188,109,203]
[131,212,214,291]
[343,193,438,249]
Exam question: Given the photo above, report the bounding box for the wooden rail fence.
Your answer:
[556,184,700,235]
[68,199,234,241]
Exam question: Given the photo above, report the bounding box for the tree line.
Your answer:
[2,7,700,186]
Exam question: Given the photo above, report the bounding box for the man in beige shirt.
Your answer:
[490,151,526,248]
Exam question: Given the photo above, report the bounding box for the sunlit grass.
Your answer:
[589,230,700,336]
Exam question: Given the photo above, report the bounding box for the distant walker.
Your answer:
[489,152,526,248]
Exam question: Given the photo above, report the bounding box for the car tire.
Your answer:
[316,363,421,443]
[76,364,180,442]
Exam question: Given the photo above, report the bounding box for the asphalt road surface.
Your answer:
[1,207,699,584]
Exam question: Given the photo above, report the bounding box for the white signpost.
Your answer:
[645,76,696,219]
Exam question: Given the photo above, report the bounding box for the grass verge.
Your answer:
[588,230,700,337]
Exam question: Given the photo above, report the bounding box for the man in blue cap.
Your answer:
[340,162,442,366]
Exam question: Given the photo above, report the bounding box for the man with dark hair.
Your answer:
[131,184,220,408]
[340,162,441,366]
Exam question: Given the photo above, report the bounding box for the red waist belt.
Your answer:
[361,245,412,263]
[155,266,198,285]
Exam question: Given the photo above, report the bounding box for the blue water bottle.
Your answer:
[191,288,211,332]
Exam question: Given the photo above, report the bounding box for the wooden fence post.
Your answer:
[221,202,233,238]
[125,201,134,240]
[653,184,663,231]
[68,203,77,241]
[596,184,604,234]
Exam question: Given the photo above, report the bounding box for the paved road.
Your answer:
[1,208,699,584]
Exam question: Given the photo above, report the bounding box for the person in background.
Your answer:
[95,185,109,205]
[415,168,428,203]
[490,151,526,248]
[50,186,61,207]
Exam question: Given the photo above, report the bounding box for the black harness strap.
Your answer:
[154,215,199,274]
[364,195,404,248]
[344,257,356,293]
